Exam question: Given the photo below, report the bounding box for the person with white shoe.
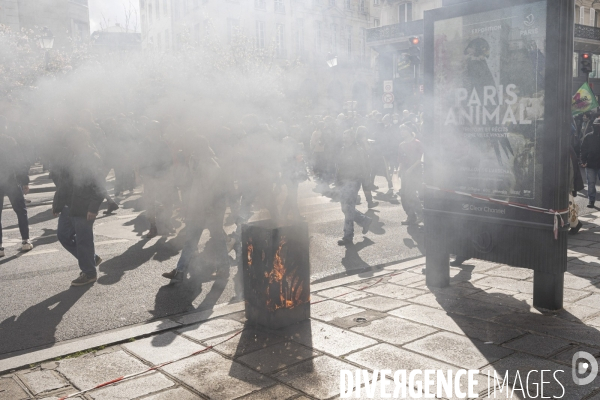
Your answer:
[0,126,33,258]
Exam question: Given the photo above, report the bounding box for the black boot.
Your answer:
[570,221,583,235]
[588,201,596,209]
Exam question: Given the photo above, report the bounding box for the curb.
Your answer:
[0,256,426,374]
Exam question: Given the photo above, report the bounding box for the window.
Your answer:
[255,0,266,9]
[315,21,322,52]
[164,0,169,14]
[256,20,266,48]
[593,8,598,27]
[345,0,351,10]
[148,4,153,23]
[276,24,286,57]
[574,52,578,78]
[330,24,337,53]
[592,54,600,79]
[194,0,200,8]
[374,18,380,27]
[374,0,380,5]
[346,26,352,56]
[174,0,180,19]
[165,29,170,48]
[581,6,585,25]
[360,27,366,60]
[227,19,240,43]
[275,0,285,13]
[359,0,365,13]
[156,0,160,19]
[399,2,413,23]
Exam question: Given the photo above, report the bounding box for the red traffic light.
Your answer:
[583,53,591,59]
[409,36,420,46]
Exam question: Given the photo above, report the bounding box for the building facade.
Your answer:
[139,0,382,113]
[0,0,90,48]
[574,1,600,94]
[368,0,600,112]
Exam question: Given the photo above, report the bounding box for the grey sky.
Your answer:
[88,0,141,33]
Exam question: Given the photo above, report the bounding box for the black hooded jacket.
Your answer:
[52,146,106,217]
[581,128,600,169]
[0,138,30,189]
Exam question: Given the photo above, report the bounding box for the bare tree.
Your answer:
[123,1,139,33]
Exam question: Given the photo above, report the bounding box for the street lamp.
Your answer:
[38,28,54,70]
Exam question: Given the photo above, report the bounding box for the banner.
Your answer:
[433,1,546,206]
[572,82,599,116]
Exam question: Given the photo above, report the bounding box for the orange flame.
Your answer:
[265,237,306,311]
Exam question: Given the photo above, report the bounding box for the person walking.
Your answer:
[53,128,106,286]
[336,129,372,246]
[0,131,33,257]
[581,118,600,208]
[162,136,229,283]
[397,125,424,225]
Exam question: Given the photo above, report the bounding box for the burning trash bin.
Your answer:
[242,221,310,329]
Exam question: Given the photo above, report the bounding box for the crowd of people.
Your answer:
[0,107,425,286]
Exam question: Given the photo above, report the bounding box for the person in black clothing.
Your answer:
[0,130,33,257]
[53,127,106,286]
[162,135,229,283]
[336,129,373,246]
[139,121,174,239]
[581,118,600,208]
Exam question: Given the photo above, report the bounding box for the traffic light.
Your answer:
[408,36,421,66]
[582,52,593,75]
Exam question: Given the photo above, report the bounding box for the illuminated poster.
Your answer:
[433,1,546,205]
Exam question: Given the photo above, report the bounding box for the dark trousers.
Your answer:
[399,162,423,218]
[340,180,368,240]
[176,203,228,272]
[0,184,29,245]
[57,206,97,276]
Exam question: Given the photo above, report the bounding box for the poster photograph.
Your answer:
[433,1,547,206]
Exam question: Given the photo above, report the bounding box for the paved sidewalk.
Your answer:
[5,214,600,399]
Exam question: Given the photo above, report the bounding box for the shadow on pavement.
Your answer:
[0,286,91,358]
[423,261,600,398]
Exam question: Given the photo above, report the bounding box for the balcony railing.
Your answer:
[366,20,423,43]
[575,24,600,41]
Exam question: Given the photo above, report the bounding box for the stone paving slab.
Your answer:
[237,341,319,374]
[178,318,245,342]
[237,384,298,399]
[274,355,356,399]
[315,287,370,302]
[351,316,437,345]
[18,369,68,395]
[203,327,285,358]
[87,373,174,400]
[280,319,377,357]
[141,387,201,399]
[404,331,513,370]
[363,283,425,300]
[310,300,365,322]
[161,351,273,400]
[328,309,388,330]
[349,295,409,312]
[0,377,29,400]
[122,331,205,365]
[56,351,148,390]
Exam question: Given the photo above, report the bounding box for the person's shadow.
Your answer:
[0,286,91,358]
[416,259,600,398]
